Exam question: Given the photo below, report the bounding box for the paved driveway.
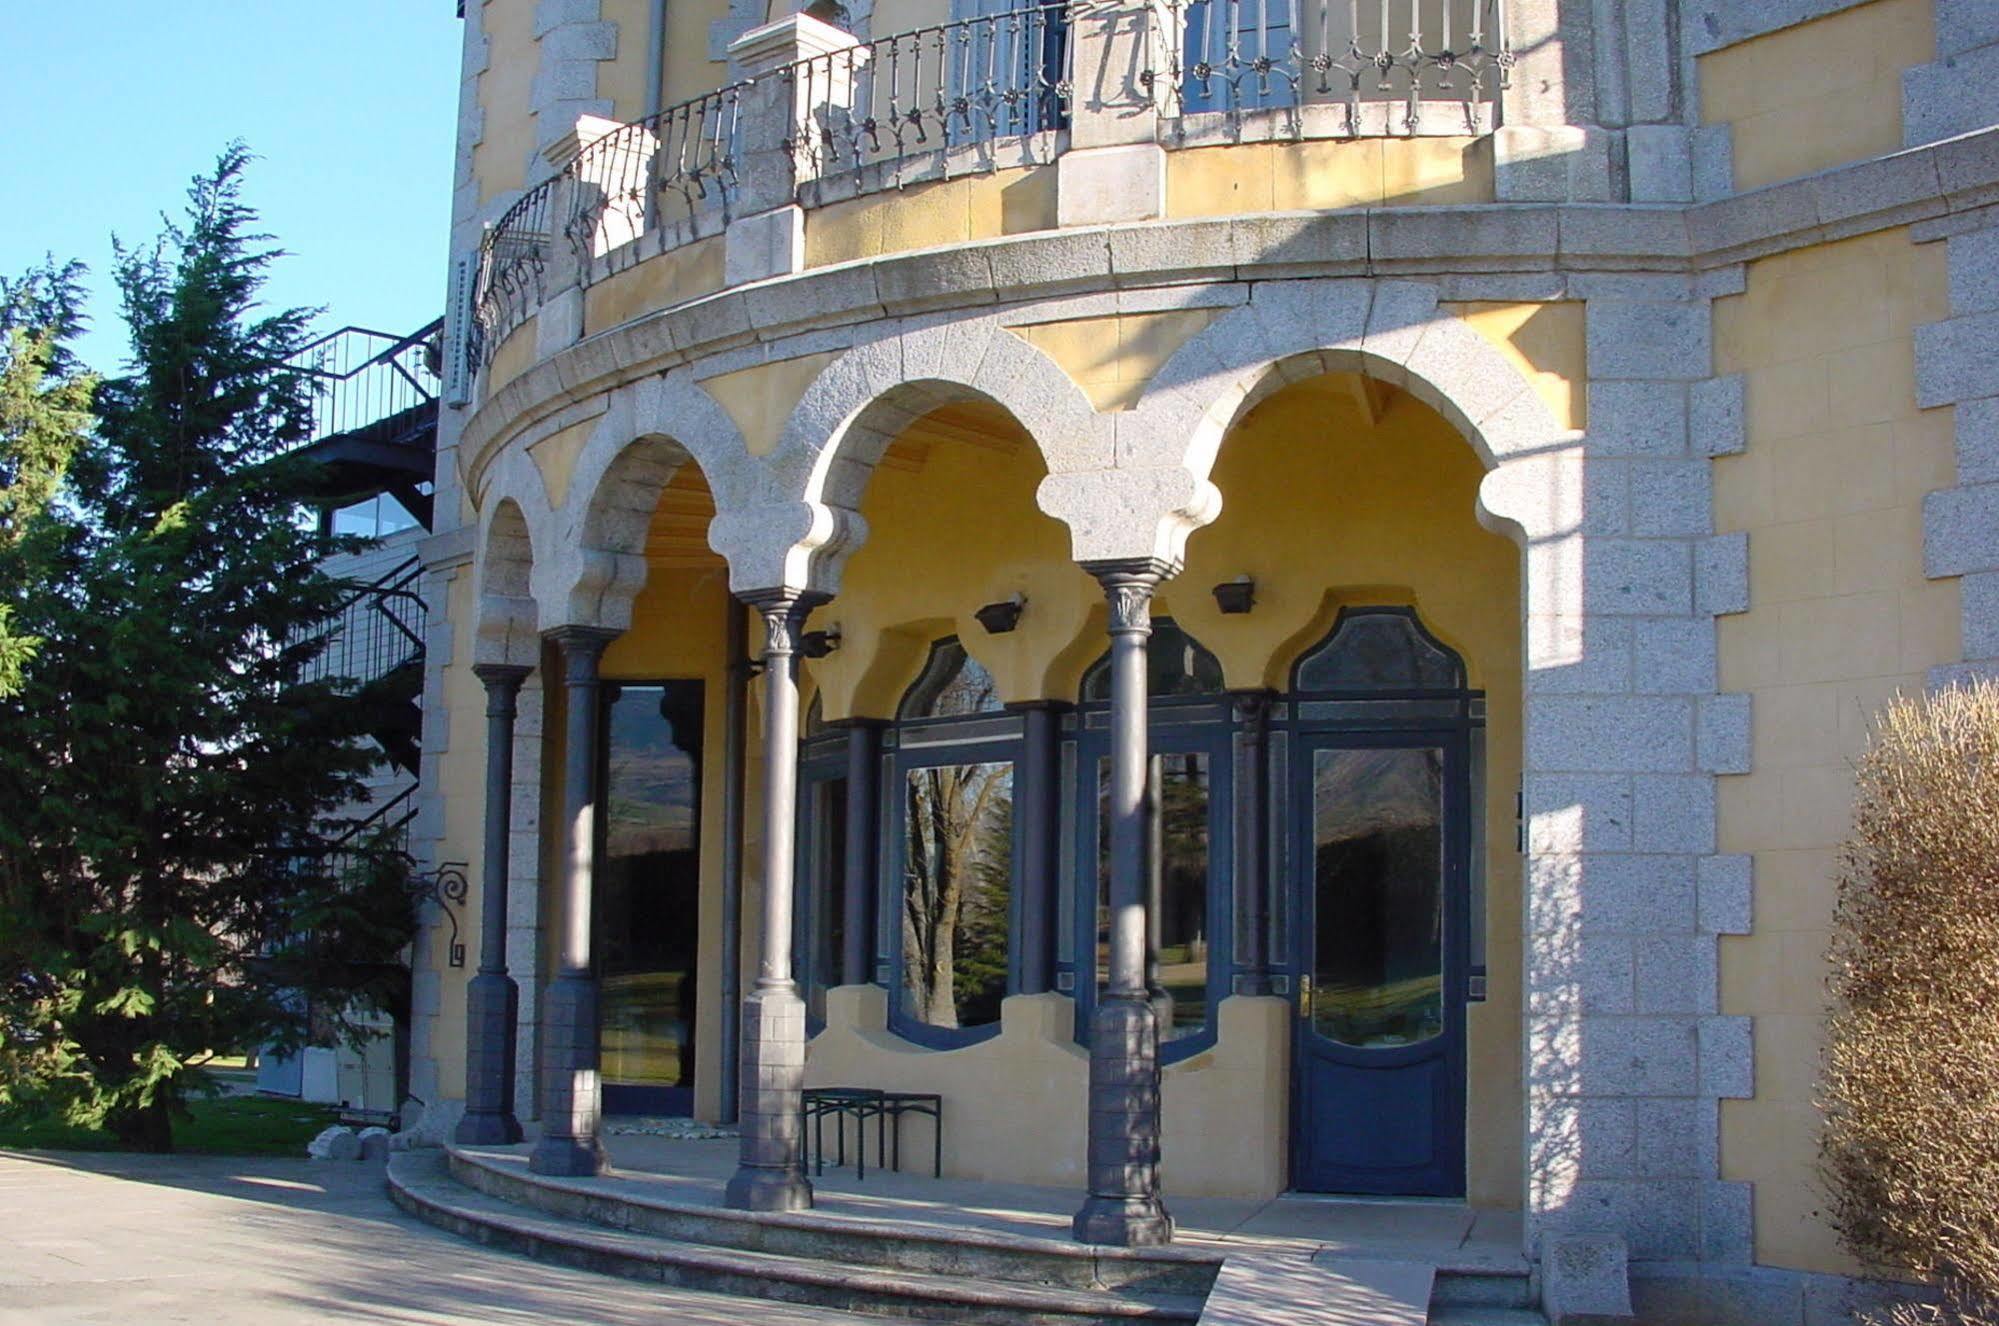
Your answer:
[0,1150,881,1325]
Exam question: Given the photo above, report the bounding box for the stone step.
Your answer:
[1428,1310,1550,1326]
[445,1144,1219,1298]
[1428,1266,1542,1311]
[389,1151,1207,1325]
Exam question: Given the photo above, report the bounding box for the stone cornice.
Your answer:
[461,124,1999,484]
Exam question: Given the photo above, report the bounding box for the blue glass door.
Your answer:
[1290,733,1468,1195]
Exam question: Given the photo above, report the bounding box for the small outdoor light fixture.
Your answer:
[1212,575,1256,615]
[974,594,1027,634]
[800,625,842,658]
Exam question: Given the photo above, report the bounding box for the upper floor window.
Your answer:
[327,490,421,540]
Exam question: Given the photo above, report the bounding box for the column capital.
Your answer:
[1085,558,1175,635]
[544,623,620,649]
[472,661,533,690]
[739,588,831,656]
[545,624,619,679]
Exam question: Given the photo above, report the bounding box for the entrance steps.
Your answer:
[386,1146,1547,1325]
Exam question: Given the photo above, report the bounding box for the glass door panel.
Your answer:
[1308,746,1445,1048]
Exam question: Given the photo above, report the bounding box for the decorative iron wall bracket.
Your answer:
[425,861,471,968]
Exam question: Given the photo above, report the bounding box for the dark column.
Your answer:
[1073,559,1174,1247]
[725,590,823,1212]
[1229,690,1274,997]
[719,599,749,1124]
[1011,701,1066,995]
[529,626,617,1177]
[457,663,531,1146]
[839,719,884,986]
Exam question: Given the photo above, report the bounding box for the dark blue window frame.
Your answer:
[1068,696,1237,1065]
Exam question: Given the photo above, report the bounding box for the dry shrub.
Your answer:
[1820,680,1999,1325]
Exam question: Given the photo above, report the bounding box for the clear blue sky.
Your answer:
[0,3,465,374]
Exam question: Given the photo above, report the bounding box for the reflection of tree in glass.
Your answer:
[1310,747,1444,1048]
[903,762,1013,1028]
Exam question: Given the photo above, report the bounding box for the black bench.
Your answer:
[802,1087,943,1180]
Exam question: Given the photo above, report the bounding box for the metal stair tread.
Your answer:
[391,1152,1205,1320]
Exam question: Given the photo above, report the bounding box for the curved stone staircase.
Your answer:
[388,1146,1547,1325]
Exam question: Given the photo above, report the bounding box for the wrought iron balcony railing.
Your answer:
[1174,0,1508,130]
[471,0,1508,365]
[288,320,444,449]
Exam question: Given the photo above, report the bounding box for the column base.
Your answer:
[727,982,812,1212]
[724,1164,815,1212]
[528,1132,608,1177]
[1077,993,1171,1245]
[454,1108,524,1146]
[531,971,604,1178]
[1073,1194,1175,1246]
[457,970,522,1146]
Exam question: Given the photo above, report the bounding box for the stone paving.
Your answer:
[0,1149,884,1325]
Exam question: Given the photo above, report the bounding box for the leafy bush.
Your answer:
[1820,681,1999,1325]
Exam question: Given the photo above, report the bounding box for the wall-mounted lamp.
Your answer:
[974,594,1027,634]
[800,625,842,658]
[1212,576,1256,615]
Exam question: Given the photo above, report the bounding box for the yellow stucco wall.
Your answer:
[1165,137,1493,218]
[1713,227,1959,1274]
[798,363,1525,1203]
[486,317,539,395]
[599,0,653,121]
[473,0,541,203]
[1012,311,1221,411]
[1698,0,1934,191]
[426,567,502,1110]
[804,167,1059,268]
[1442,301,1587,431]
[661,0,731,109]
[584,236,727,334]
[702,351,846,455]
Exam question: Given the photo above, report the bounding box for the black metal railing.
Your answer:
[297,557,427,692]
[471,178,558,366]
[1175,0,1509,127]
[470,0,1508,362]
[288,320,444,448]
[474,6,1071,364]
[786,6,1069,186]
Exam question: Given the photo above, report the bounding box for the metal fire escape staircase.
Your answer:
[289,319,443,777]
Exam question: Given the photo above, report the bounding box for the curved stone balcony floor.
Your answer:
[463,122,1999,481]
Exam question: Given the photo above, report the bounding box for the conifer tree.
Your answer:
[0,148,421,1150]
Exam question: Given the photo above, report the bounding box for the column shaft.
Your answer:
[458,664,531,1145]
[529,627,616,1177]
[725,591,823,1212]
[1074,561,1174,1247]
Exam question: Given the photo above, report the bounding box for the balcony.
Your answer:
[470,0,1509,370]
